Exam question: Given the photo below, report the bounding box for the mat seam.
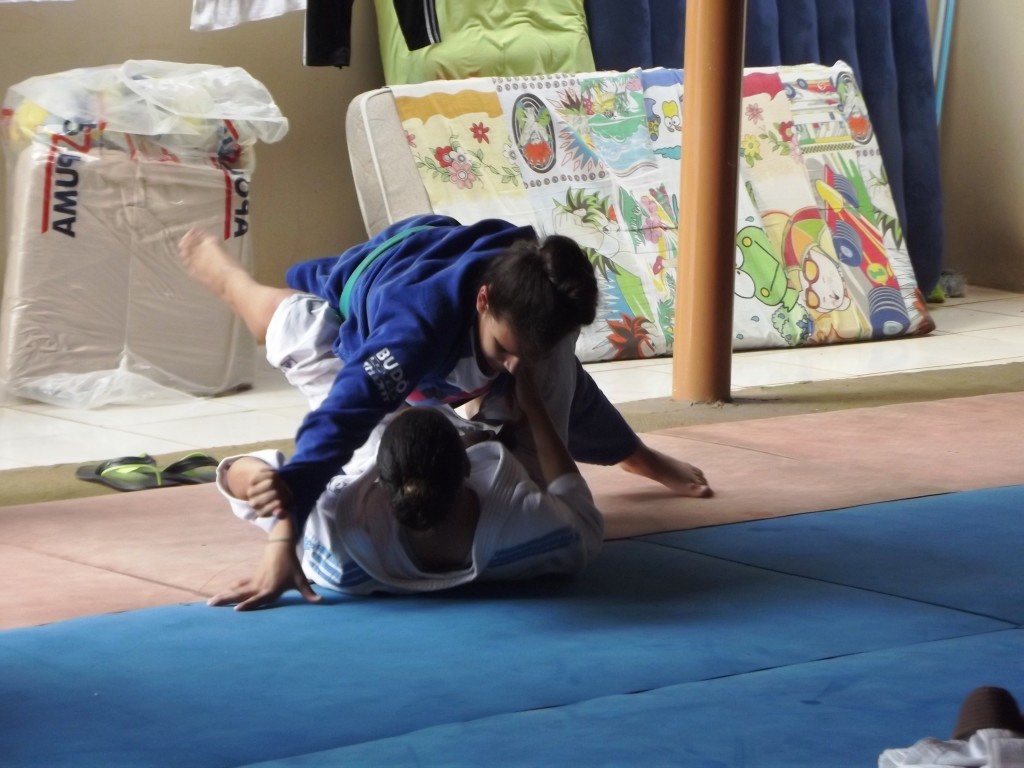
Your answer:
[630,537,1021,627]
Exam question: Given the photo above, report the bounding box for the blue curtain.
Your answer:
[583,0,943,294]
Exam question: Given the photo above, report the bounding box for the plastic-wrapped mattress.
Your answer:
[0,61,288,407]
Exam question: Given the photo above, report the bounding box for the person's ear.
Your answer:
[475,285,489,315]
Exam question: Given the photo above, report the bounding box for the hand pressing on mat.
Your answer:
[208,517,322,611]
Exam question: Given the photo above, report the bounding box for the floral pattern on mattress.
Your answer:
[391,62,934,363]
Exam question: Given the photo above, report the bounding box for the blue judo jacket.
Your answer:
[279,214,534,522]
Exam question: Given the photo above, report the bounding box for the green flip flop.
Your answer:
[74,455,165,492]
[161,452,219,485]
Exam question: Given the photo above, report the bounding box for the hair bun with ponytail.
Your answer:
[539,234,598,327]
[377,409,469,532]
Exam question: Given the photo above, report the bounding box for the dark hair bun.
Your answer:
[377,409,468,531]
[539,234,598,327]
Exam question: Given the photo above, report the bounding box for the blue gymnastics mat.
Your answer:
[242,630,1024,768]
[648,484,1024,623]
[3,487,1022,767]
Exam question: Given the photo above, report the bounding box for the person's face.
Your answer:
[475,286,523,375]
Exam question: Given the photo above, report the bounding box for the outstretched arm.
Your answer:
[514,363,580,488]
[568,361,712,498]
[209,459,321,611]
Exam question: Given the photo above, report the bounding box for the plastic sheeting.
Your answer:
[0,60,288,407]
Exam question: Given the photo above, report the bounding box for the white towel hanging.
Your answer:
[190,0,306,32]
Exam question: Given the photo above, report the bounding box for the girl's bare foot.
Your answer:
[178,228,296,343]
[178,228,249,300]
[620,444,713,498]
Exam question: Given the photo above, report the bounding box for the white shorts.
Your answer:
[265,293,343,412]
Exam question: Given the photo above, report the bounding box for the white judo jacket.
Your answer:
[218,440,604,595]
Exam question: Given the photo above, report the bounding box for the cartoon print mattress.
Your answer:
[350,62,934,362]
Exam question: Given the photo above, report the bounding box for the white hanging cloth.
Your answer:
[190,0,306,31]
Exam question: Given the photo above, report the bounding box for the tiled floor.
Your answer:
[1,286,1023,471]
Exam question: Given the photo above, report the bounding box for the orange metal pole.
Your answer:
[672,0,748,403]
